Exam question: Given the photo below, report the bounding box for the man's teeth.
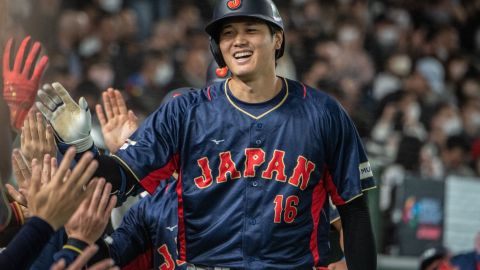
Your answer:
[234,52,253,58]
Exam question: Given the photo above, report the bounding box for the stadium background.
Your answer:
[2,0,480,269]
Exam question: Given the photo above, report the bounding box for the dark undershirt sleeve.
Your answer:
[94,154,141,204]
[0,217,55,270]
[337,195,377,270]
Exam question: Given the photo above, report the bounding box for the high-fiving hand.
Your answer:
[96,88,138,153]
[3,36,49,131]
[21,109,56,163]
[36,83,93,153]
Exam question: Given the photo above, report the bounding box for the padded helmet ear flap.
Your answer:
[210,38,226,68]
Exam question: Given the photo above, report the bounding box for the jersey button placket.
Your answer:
[244,122,265,260]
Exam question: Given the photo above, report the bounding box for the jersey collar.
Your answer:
[223,77,289,120]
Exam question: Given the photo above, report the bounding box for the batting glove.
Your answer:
[3,36,49,131]
[36,82,93,153]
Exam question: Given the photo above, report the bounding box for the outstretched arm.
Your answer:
[36,83,140,203]
[337,195,376,270]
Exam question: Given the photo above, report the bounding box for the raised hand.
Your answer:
[65,178,117,245]
[50,245,119,270]
[21,109,56,163]
[95,88,138,153]
[5,149,31,206]
[36,83,93,153]
[3,36,49,131]
[27,147,99,230]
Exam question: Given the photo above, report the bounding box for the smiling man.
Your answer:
[36,0,377,269]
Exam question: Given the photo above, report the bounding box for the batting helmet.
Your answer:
[205,0,285,67]
[419,246,449,270]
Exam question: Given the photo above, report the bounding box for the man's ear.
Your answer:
[274,31,283,50]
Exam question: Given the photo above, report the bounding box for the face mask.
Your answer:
[153,63,174,87]
[338,27,360,44]
[442,117,463,136]
[79,36,101,57]
[389,55,411,77]
[376,27,399,47]
[98,0,123,13]
[406,102,421,122]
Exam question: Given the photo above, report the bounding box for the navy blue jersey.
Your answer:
[114,77,375,268]
[107,181,185,270]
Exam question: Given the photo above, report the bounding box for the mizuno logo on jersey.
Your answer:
[166,225,177,232]
[359,161,373,180]
[211,139,225,145]
[193,149,316,191]
[120,139,137,150]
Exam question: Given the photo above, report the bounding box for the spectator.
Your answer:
[450,231,480,270]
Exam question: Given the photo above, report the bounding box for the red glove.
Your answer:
[3,36,49,131]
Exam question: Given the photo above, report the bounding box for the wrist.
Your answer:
[67,234,95,245]
[64,237,90,253]
[56,135,95,154]
[34,213,61,231]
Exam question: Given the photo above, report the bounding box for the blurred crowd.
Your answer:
[2,0,480,261]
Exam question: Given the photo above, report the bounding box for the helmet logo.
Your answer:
[227,0,241,10]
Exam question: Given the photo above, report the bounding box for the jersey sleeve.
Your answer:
[112,99,184,193]
[329,198,340,224]
[106,193,152,267]
[322,99,376,206]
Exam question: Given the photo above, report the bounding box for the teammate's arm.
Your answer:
[337,195,376,270]
[36,82,180,203]
[322,98,377,269]
[35,82,138,201]
[53,188,153,268]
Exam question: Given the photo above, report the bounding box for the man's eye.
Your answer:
[222,31,232,36]
[247,28,257,33]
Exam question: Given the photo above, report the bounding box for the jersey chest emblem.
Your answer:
[193,148,316,191]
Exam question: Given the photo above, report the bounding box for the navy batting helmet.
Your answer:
[205,0,285,67]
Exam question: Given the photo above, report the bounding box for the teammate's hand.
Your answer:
[65,178,117,245]
[96,88,138,153]
[328,259,348,270]
[2,36,49,131]
[21,109,56,163]
[28,147,99,230]
[6,149,57,207]
[5,149,31,206]
[36,82,93,153]
[50,245,119,270]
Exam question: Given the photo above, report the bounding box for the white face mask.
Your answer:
[406,102,421,122]
[79,36,101,57]
[338,27,360,44]
[98,0,123,13]
[442,117,463,136]
[153,63,174,87]
[389,55,411,77]
[377,27,399,47]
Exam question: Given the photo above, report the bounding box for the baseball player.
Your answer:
[36,0,376,269]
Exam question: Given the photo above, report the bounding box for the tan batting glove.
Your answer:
[36,82,93,153]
